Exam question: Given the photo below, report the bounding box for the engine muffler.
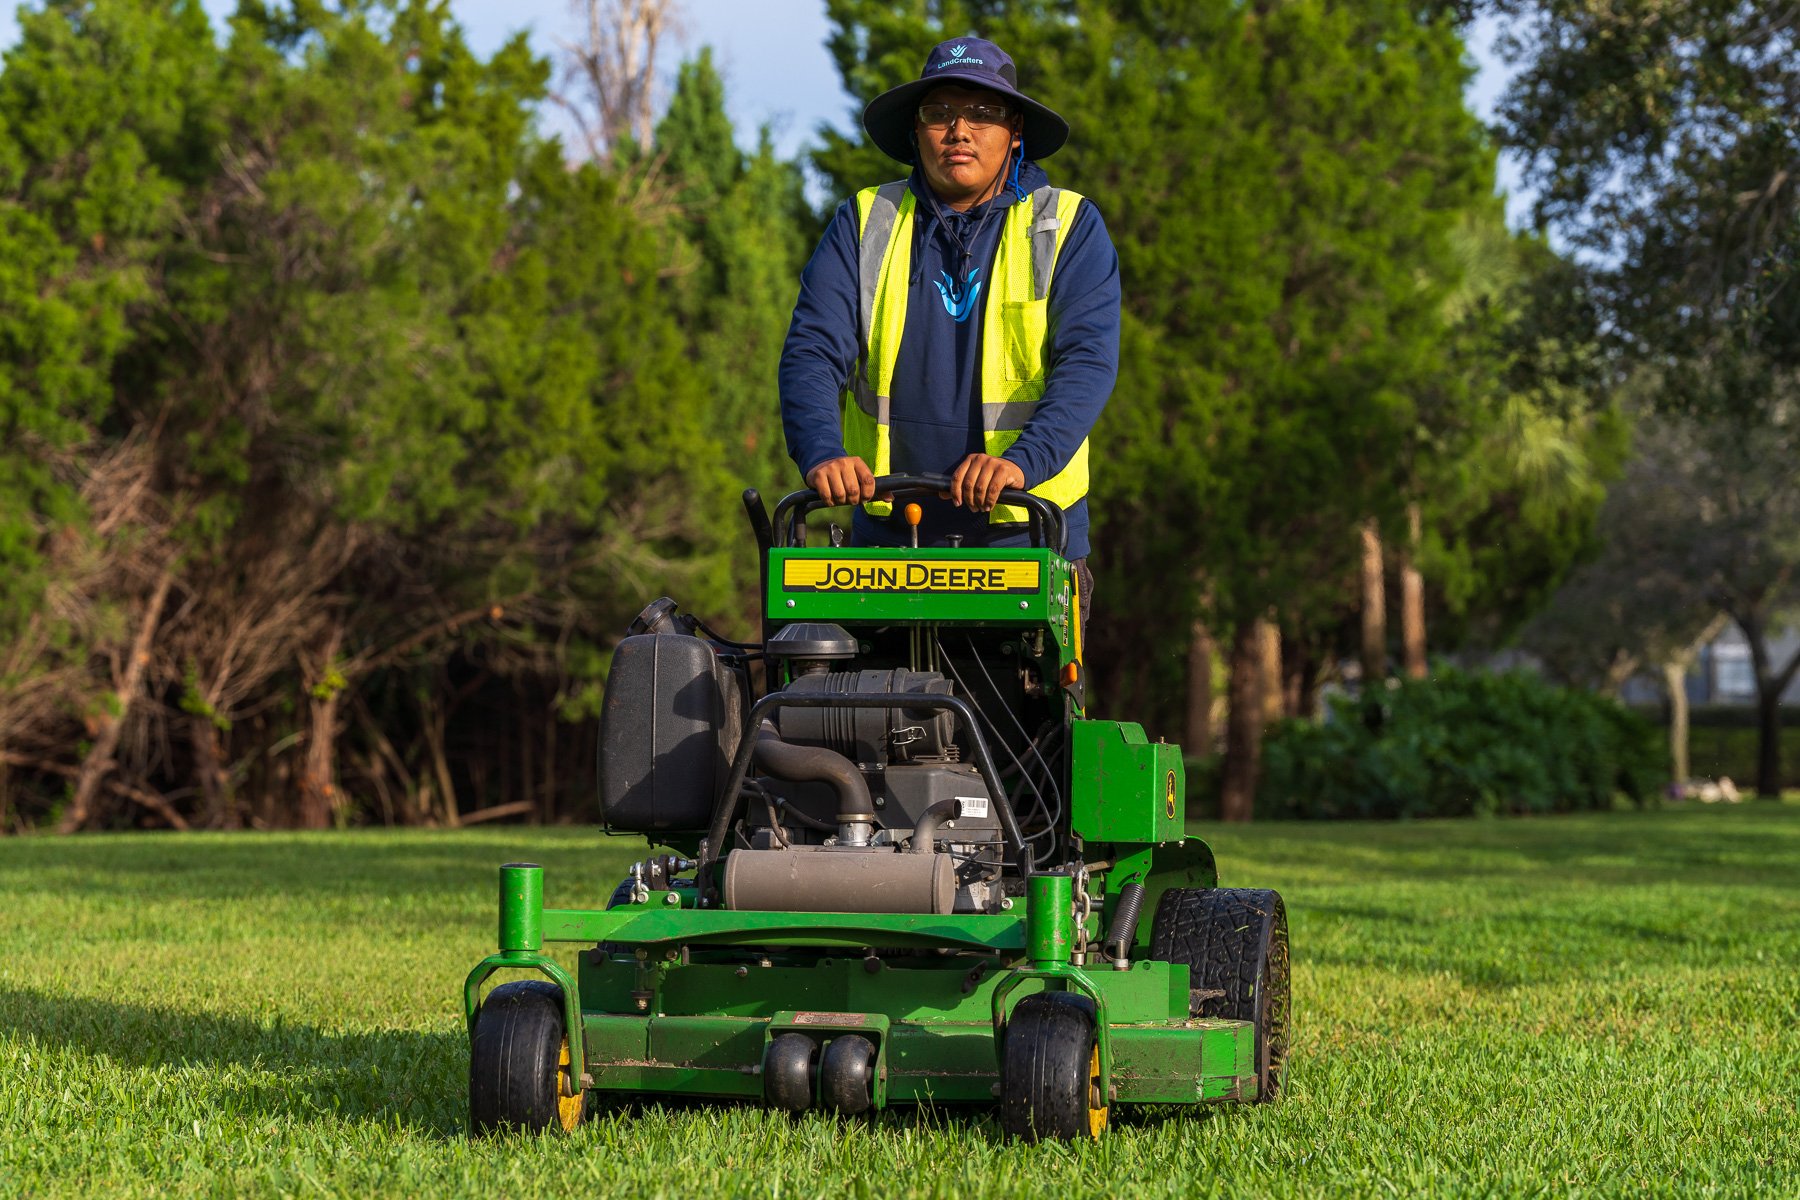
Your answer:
[721,848,956,915]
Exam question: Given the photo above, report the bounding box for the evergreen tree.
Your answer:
[0,0,214,635]
[1,0,746,829]
[654,50,814,634]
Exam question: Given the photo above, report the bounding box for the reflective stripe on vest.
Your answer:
[847,181,1087,523]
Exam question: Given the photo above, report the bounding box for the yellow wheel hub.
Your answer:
[557,1038,584,1131]
[1087,1045,1109,1138]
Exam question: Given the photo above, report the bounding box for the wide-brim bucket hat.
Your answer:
[862,37,1070,164]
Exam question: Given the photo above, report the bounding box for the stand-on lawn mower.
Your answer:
[464,475,1289,1141]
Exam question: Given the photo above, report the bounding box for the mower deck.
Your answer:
[465,874,1263,1109]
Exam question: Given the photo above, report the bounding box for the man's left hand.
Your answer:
[947,454,1026,512]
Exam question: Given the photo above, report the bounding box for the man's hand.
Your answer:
[805,456,878,506]
[947,454,1026,513]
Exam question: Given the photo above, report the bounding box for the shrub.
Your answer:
[1257,668,1664,819]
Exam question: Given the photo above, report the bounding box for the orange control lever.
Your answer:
[904,502,922,549]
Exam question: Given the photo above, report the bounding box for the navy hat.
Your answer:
[861,37,1070,164]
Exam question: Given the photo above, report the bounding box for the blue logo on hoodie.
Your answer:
[934,268,982,322]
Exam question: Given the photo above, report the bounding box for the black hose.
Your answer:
[1103,881,1147,962]
[751,722,874,824]
[742,779,790,848]
[936,638,1056,869]
[968,635,1065,837]
[766,789,836,832]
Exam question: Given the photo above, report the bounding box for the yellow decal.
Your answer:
[1164,770,1178,820]
[782,559,1041,595]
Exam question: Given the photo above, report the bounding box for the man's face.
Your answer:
[914,85,1021,208]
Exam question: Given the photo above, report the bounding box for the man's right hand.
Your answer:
[805,456,878,506]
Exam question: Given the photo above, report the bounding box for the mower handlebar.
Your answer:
[771,473,1068,556]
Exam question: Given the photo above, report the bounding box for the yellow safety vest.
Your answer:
[844,180,1089,525]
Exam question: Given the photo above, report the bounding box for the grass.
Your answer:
[2,806,1797,1198]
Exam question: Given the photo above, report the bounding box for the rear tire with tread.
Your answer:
[1149,886,1289,1102]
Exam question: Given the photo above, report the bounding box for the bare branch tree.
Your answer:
[551,0,684,163]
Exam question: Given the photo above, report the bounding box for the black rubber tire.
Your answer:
[998,993,1104,1142]
[820,1034,876,1114]
[1149,886,1290,1102]
[764,1032,818,1112]
[469,980,584,1133]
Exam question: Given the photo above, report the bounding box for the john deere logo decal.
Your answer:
[783,558,1040,594]
[1164,770,1178,820]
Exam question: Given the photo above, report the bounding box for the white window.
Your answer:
[1714,644,1755,698]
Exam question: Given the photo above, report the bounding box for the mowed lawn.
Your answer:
[2,806,1796,1198]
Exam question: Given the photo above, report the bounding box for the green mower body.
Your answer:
[465,478,1288,1140]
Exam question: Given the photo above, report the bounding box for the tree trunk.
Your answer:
[1219,621,1266,823]
[1734,608,1800,799]
[1283,634,1317,719]
[1401,503,1427,679]
[60,568,175,833]
[298,624,344,829]
[1662,660,1689,786]
[422,691,460,827]
[1595,647,1640,699]
[1257,619,1283,726]
[1754,684,1782,798]
[192,715,236,829]
[542,703,558,823]
[1359,519,1386,687]
[1185,618,1215,756]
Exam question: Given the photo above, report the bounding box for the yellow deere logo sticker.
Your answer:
[1164,770,1178,820]
[783,559,1040,595]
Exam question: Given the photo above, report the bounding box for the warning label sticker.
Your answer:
[782,559,1041,595]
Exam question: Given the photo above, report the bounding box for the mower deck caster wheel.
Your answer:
[468,980,584,1134]
[821,1034,876,1114]
[764,1032,818,1112]
[999,994,1108,1142]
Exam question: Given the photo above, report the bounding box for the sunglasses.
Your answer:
[917,102,1013,130]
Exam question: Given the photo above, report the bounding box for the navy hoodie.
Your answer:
[778,161,1120,561]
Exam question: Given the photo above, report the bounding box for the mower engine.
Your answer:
[600,614,1011,916]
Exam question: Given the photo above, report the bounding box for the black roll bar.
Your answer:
[771,473,1068,557]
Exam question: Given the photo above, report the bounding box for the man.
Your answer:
[779,37,1119,616]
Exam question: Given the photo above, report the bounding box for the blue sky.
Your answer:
[1,1,1524,218]
[0,0,857,158]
